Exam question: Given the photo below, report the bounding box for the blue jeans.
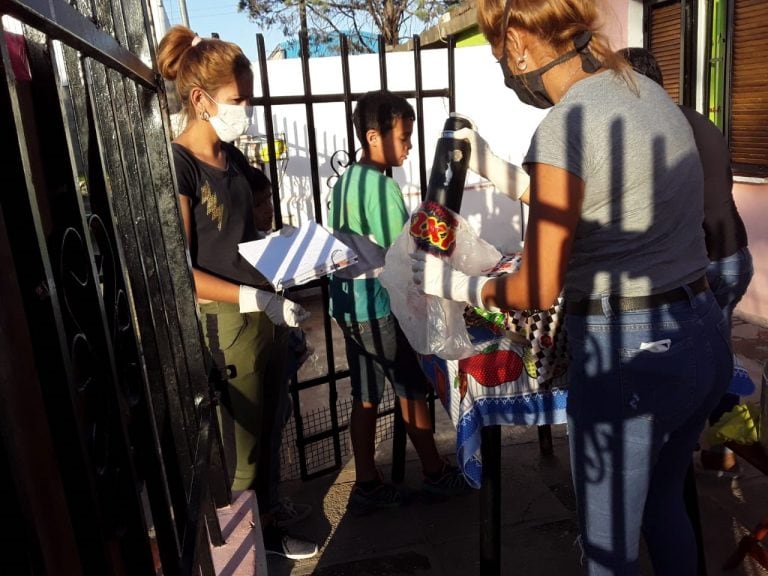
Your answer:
[706,247,754,340]
[565,288,732,575]
[706,246,754,422]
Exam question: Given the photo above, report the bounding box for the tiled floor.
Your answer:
[210,308,768,576]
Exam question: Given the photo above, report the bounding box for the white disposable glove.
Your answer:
[411,251,496,310]
[238,285,310,327]
[453,127,530,201]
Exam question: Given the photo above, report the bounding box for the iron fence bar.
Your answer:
[378,35,388,89]
[248,88,448,108]
[299,33,323,226]
[296,31,344,478]
[448,35,456,113]
[390,31,411,477]
[316,189,343,463]
[301,427,347,444]
[340,35,355,160]
[413,35,428,196]
[0,0,155,88]
[378,36,390,176]
[255,33,284,228]
[292,370,351,392]
[480,425,502,575]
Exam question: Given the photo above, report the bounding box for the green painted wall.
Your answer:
[709,0,726,129]
[456,29,487,47]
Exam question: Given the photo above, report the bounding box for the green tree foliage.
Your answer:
[237,0,461,53]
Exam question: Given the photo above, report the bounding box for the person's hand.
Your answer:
[264,294,310,327]
[239,286,310,327]
[453,127,494,176]
[453,128,529,201]
[410,251,490,309]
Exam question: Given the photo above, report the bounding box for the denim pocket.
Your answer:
[619,336,696,422]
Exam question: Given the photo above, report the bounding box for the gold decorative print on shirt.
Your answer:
[201,180,224,230]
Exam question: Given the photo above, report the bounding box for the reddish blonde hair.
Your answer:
[157,25,252,117]
[476,0,628,76]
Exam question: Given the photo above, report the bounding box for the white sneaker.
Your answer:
[271,497,313,528]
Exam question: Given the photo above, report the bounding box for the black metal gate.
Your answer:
[0,0,225,574]
[0,0,458,571]
[245,34,458,482]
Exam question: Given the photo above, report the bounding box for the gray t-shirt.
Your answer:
[524,71,708,300]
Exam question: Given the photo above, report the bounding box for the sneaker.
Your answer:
[347,481,407,515]
[263,524,318,560]
[422,460,471,497]
[271,497,313,528]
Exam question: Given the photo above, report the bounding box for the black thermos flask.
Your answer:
[424,114,475,213]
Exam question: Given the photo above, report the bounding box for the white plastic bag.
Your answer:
[380,203,502,360]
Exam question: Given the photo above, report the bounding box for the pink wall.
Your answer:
[602,0,630,48]
[734,182,768,324]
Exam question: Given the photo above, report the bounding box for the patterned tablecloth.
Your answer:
[417,258,570,488]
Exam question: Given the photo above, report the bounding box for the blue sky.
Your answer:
[163,0,284,61]
[161,1,432,61]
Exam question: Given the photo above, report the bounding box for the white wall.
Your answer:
[626,0,644,47]
[247,44,548,254]
[244,5,639,255]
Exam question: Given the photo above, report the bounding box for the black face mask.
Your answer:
[499,49,579,109]
[499,31,602,109]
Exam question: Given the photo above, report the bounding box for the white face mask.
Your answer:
[203,91,253,142]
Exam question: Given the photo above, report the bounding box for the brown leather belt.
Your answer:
[566,276,709,316]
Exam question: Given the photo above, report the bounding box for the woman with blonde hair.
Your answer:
[412,1,731,573]
[157,25,316,560]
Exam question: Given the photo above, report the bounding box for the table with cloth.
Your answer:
[381,206,571,575]
[416,260,570,487]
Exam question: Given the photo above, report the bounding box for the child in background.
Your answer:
[328,90,469,515]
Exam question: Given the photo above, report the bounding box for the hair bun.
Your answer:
[573,31,601,73]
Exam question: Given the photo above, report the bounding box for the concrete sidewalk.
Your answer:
[212,315,768,576]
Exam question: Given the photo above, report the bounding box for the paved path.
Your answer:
[211,311,768,576]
